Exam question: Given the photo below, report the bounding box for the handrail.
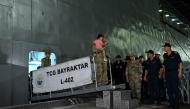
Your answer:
[92,57,98,88]
[109,59,113,85]
[186,72,190,104]
[179,68,190,104]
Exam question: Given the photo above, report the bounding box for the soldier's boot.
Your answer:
[101,78,107,86]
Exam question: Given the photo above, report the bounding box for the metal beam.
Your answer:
[31,84,126,101]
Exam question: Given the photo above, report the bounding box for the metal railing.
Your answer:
[29,56,125,102]
[179,67,190,104]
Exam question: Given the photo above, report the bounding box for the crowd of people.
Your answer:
[29,34,182,109]
[109,52,164,103]
[92,34,182,109]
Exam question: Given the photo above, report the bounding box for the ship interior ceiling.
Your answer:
[159,0,189,37]
[165,0,190,22]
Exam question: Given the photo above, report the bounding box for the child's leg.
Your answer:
[102,50,106,58]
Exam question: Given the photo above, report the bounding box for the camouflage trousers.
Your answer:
[96,61,107,85]
[129,79,141,99]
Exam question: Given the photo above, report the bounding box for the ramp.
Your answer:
[29,56,125,102]
[1,96,96,109]
[31,84,125,101]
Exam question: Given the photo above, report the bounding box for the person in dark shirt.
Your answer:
[144,50,163,106]
[139,55,148,100]
[135,56,139,61]
[124,56,130,90]
[163,43,182,109]
[113,55,125,85]
[106,55,112,85]
[124,56,130,68]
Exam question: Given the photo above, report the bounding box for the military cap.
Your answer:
[139,55,144,58]
[124,56,130,60]
[103,34,108,38]
[130,54,135,57]
[163,43,171,47]
[115,55,121,58]
[146,50,154,54]
[45,51,51,54]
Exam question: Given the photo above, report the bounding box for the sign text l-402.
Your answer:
[61,77,74,84]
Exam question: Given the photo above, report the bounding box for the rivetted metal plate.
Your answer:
[113,90,131,101]
[103,91,113,108]
[113,99,139,109]
[96,98,104,108]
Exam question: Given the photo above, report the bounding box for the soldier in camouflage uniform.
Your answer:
[125,54,143,101]
[41,51,51,67]
[92,34,108,85]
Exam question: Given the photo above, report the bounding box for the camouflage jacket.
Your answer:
[125,61,143,79]
[41,58,51,67]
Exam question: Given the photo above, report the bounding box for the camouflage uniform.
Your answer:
[41,51,51,67]
[125,61,143,99]
[41,58,51,67]
[92,34,108,85]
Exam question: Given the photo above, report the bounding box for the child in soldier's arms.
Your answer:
[93,34,107,61]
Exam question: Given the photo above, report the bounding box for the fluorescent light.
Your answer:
[165,14,169,17]
[159,10,162,12]
[171,18,176,21]
[177,22,180,24]
[172,18,179,21]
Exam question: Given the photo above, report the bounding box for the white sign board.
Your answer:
[32,57,92,93]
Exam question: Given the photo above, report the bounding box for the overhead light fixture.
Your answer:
[171,18,179,21]
[177,22,183,25]
[165,14,169,17]
[159,10,162,12]
[171,18,176,21]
